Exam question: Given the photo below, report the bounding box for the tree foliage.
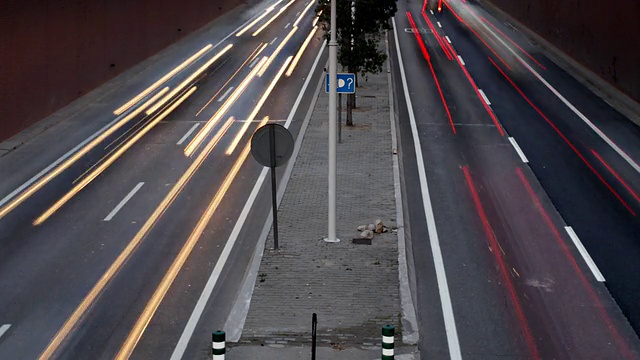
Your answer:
[316,0,397,125]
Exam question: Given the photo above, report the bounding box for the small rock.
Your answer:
[375,219,384,234]
[357,224,368,232]
[366,223,376,231]
[360,230,374,239]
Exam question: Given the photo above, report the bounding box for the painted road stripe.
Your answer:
[457,55,465,66]
[103,182,144,221]
[270,37,278,45]
[285,22,291,28]
[508,137,529,163]
[475,18,640,176]
[430,10,434,14]
[177,123,200,145]
[392,18,462,359]
[0,7,270,211]
[217,86,235,103]
[169,39,328,360]
[437,21,442,28]
[249,56,261,69]
[0,324,10,339]
[445,36,452,44]
[478,89,491,105]
[565,226,605,282]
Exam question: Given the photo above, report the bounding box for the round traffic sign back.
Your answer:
[250,124,294,168]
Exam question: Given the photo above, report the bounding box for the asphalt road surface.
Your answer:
[392,0,640,359]
[0,0,326,358]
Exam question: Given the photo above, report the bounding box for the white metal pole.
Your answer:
[325,0,339,243]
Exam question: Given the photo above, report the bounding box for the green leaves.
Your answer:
[315,0,397,76]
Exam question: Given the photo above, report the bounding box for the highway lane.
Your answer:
[438,0,640,336]
[393,0,640,358]
[0,0,325,358]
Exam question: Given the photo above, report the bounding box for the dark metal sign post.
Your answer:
[250,123,294,250]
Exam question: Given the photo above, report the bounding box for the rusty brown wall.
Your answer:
[0,0,251,142]
[486,0,640,103]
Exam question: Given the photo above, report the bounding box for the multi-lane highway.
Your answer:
[0,0,326,358]
[393,0,640,358]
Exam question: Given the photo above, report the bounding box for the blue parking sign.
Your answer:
[325,73,356,94]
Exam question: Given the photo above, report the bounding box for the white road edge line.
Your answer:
[176,123,200,145]
[0,324,10,339]
[217,86,235,103]
[478,89,491,105]
[445,36,452,44]
[437,21,442,28]
[564,226,606,282]
[392,18,462,359]
[457,55,465,66]
[103,182,145,221]
[386,30,419,345]
[169,39,328,359]
[476,18,640,176]
[508,137,529,163]
[0,6,269,210]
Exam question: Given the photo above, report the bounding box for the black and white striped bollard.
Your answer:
[212,330,225,360]
[382,325,395,359]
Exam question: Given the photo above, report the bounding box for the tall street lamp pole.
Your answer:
[325,0,339,243]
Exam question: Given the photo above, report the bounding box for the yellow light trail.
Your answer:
[114,45,211,115]
[252,0,296,36]
[195,42,267,117]
[115,116,270,360]
[37,115,234,360]
[33,87,198,227]
[0,87,169,221]
[258,26,298,77]
[235,0,283,37]
[226,56,292,155]
[293,0,315,27]
[146,44,233,115]
[312,14,320,27]
[286,25,318,76]
[249,43,269,63]
[185,57,268,157]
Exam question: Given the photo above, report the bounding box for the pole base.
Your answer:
[323,237,341,243]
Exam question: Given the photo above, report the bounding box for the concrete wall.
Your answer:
[0,0,248,142]
[486,0,640,103]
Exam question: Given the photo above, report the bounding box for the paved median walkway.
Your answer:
[228,56,418,359]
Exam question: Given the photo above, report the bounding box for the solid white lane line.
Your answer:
[437,21,442,28]
[565,226,605,282]
[270,37,278,45]
[285,22,291,28]
[249,56,261,69]
[217,86,235,103]
[508,137,529,163]
[478,89,491,105]
[0,324,10,339]
[103,182,144,221]
[475,18,640,175]
[176,123,201,145]
[457,55,465,66]
[392,18,462,359]
[445,36,452,44]
[170,39,328,360]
